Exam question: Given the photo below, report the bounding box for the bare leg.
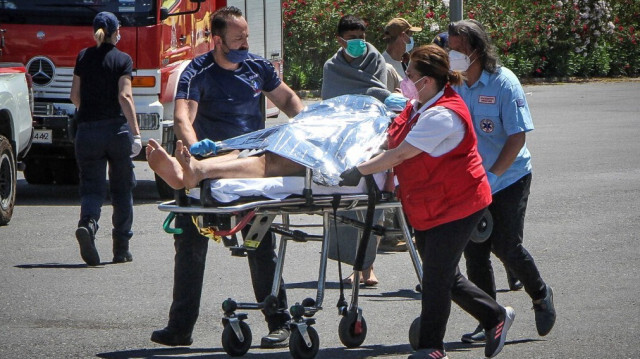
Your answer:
[146,139,184,189]
[175,142,306,189]
[264,152,306,177]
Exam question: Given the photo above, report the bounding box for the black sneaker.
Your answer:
[485,306,515,358]
[76,220,100,266]
[408,348,448,359]
[461,324,486,343]
[260,327,290,348]
[151,327,193,346]
[533,285,556,336]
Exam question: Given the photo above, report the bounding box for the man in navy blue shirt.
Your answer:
[151,6,303,349]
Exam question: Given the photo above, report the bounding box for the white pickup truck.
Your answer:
[0,63,33,225]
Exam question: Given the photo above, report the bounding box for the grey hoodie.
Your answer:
[321,42,390,102]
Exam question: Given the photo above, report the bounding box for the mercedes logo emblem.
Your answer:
[26,57,55,87]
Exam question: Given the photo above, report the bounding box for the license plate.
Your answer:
[33,129,53,144]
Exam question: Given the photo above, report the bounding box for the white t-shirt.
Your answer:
[404,92,465,157]
[382,51,405,79]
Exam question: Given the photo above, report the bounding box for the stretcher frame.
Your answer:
[157,169,424,358]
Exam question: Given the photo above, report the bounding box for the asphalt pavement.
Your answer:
[1,79,639,358]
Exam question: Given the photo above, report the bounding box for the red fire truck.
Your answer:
[0,0,283,197]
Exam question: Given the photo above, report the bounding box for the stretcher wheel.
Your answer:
[221,321,252,357]
[470,209,493,243]
[338,310,367,348]
[289,326,319,359]
[409,316,420,350]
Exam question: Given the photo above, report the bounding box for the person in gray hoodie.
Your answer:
[321,14,390,103]
[321,14,391,286]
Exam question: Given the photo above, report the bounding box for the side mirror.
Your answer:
[160,8,170,21]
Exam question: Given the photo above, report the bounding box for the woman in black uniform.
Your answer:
[70,11,141,266]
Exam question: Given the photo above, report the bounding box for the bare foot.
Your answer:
[146,139,184,189]
[363,266,378,287]
[342,271,364,285]
[174,140,205,189]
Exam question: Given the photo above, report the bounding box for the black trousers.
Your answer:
[464,173,546,301]
[166,213,290,334]
[75,120,135,241]
[416,208,503,350]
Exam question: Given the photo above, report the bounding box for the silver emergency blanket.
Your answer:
[215,95,392,186]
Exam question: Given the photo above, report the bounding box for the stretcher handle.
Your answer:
[163,212,183,235]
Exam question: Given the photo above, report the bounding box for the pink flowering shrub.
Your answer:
[283,0,639,90]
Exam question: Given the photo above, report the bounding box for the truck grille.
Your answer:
[26,58,74,100]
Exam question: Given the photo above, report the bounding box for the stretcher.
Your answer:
[158,168,424,358]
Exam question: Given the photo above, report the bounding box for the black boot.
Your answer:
[76,218,100,266]
[112,236,132,263]
[151,327,193,346]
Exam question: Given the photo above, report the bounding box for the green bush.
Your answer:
[283,0,639,90]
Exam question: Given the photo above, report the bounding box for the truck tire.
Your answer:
[53,159,80,185]
[155,173,175,199]
[23,159,54,185]
[0,135,16,225]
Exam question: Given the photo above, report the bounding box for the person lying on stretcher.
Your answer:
[147,138,307,190]
[147,94,392,190]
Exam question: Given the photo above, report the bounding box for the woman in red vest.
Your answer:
[339,45,514,359]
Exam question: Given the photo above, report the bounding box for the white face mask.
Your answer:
[115,33,121,45]
[449,50,475,72]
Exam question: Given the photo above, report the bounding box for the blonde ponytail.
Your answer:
[94,28,105,47]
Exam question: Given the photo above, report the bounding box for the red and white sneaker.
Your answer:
[485,306,515,358]
[408,348,448,359]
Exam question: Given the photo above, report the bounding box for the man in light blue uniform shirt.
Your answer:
[457,66,534,194]
[448,19,557,344]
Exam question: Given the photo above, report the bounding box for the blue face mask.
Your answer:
[405,36,415,53]
[222,40,249,63]
[341,37,367,58]
[226,48,249,63]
